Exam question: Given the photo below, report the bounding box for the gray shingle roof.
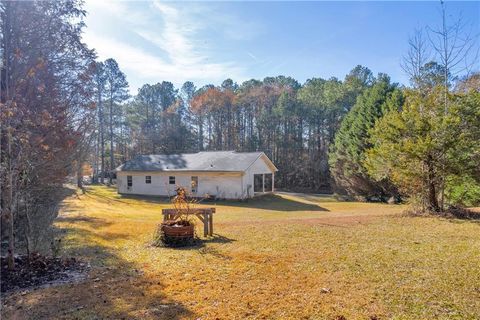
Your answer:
[116,151,276,172]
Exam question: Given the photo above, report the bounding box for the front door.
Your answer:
[191,176,198,194]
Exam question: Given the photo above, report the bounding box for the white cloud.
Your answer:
[83,0,251,91]
[83,33,245,90]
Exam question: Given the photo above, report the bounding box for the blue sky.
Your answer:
[83,1,480,93]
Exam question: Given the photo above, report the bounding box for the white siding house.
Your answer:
[115,151,278,199]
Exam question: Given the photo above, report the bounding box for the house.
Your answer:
[115,151,278,199]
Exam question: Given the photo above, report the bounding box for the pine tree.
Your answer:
[329,75,403,199]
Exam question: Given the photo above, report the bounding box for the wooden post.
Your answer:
[208,211,213,236]
[262,174,265,193]
[203,213,208,237]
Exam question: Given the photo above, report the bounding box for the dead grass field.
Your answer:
[2,186,480,320]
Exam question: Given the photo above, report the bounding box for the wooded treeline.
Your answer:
[92,65,377,192]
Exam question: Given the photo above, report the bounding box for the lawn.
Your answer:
[2,186,479,320]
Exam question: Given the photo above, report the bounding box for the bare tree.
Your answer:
[427,0,479,210]
[401,28,432,89]
[428,1,479,92]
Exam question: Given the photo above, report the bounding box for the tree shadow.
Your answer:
[117,193,329,212]
[444,207,480,225]
[117,193,171,204]
[2,214,194,320]
[155,234,236,261]
[55,215,115,229]
[214,194,329,212]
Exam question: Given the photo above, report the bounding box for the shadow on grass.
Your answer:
[116,193,329,212]
[156,234,235,261]
[445,207,480,225]
[214,194,329,212]
[185,233,236,247]
[55,215,115,229]
[2,214,194,320]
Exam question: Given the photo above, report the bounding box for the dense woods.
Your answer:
[100,67,376,192]
[1,0,479,270]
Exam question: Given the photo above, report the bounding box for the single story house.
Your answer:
[115,151,278,199]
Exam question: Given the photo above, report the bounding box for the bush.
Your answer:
[446,175,480,207]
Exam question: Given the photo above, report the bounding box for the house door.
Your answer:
[191,176,198,194]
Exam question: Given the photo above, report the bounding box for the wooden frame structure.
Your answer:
[162,208,215,237]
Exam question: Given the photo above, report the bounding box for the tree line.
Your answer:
[92,63,377,192]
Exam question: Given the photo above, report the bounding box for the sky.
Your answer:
[83,1,480,94]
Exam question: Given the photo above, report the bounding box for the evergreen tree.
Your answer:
[329,75,404,199]
[365,88,480,210]
[103,58,129,183]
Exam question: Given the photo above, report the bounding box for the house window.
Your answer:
[145,176,151,184]
[169,176,175,185]
[191,176,198,193]
[127,175,132,187]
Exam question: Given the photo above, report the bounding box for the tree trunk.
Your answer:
[77,161,83,189]
[6,128,15,271]
[109,98,114,184]
[93,127,99,183]
[427,157,440,212]
[99,91,105,184]
[2,2,15,270]
[198,113,204,151]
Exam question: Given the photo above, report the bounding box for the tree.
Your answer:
[343,65,374,109]
[298,77,349,189]
[93,61,107,183]
[1,0,95,268]
[329,75,403,199]
[365,88,480,211]
[103,58,129,184]
[456,72,480,93]
[180,81,197,147]
[401,28,432,89]
[427,0,479,210]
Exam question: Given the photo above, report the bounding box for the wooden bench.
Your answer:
[162,208,215,237]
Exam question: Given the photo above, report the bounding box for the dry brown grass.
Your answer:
[2,186,479,320]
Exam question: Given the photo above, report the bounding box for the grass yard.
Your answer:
[2,186,480,320]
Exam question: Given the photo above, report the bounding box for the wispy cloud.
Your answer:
[83,0,254,92]
[247,52,259,62]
